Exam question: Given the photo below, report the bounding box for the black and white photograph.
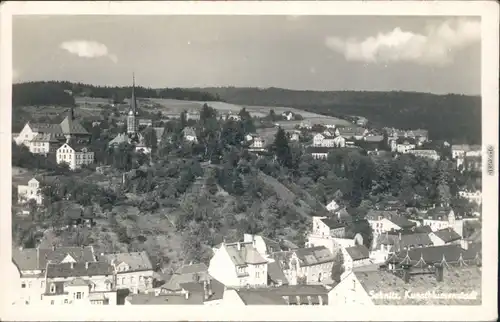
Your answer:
[1,1,498,321]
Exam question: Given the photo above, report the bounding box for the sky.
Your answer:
[13,15,481,95]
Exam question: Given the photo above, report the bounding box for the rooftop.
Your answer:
[345,245,370,261]
[103,251,153,272]
[224,242,268,266]
[46,261,114,278]
[354,266,481,305]
[432,228,462,243]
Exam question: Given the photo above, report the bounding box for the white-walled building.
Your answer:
[306,216,363,256]
[396,141,416,154]
[270,246,335,285]
[407,149,440,161]
[326,199,340,212]
[428,228,462,246]
[248,136,266,152]
[458,190,482,205]
[56,141,94,170]
[102,251,154,294]
[341,245,372,279]
[365,210,416,237]
[17,177,44,205]
[208,242,268,288]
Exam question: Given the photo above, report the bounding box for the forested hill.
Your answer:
[195,87,482,144]
[12,81,222,107]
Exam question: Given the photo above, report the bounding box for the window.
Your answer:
[64,299,68,304]
[21,282,26,288]
[50,300,54,305]
[121,277,125,285]
[50,284,55,293]
[256,272,260,278]
[76,292,82,299]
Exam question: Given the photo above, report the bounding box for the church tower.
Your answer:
[127,73,139,136]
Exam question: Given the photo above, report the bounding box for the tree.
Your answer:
[143,127,158,150]
[272,127,292,168]
[331,251,345,283]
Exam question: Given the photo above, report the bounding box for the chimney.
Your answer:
[185,291,190,300]
[435,264,444,282]
[203,280,209,300]
[237,242,241,251]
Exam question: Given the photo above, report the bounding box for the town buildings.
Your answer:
[56,140,94,170]
[407,149,440,160]
[458,190,482,205]
[101,251,154,294]
[17,177,44,205]
[208,241,268,288]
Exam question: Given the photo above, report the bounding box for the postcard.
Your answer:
[0,1,498,321]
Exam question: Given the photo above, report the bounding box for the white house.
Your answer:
[208,241,268,288]
[365,210,416,237]
[56,142,94,170]
[307,146,330,159]
[182,127,198,143]
[17,177,44,205]
[270,246,335,285]
[248,136,266,152]
[326,199,340,212]
[428,228,462,246]
[341,245,372,279]
[458,190,482,205]
[28,133,61,155]
[451,144,481,159]
[408,149,440,161]
[282,111,294,121]
[418,207,480,237]
[396,141,416,154]
[306,216,363,256]
[102,251,154,294]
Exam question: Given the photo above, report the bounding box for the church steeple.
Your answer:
[127,72,139,136]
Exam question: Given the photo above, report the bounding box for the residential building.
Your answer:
[458,190,483,205]
[242,234,289,259]
[248,136,266,152]
[298,121,312,129]
[208,241,268,288]
[15,108,90,148]
[329,265,481,306]
[341,245,372,279]
[186,110,201,121]
[17,177,44,205]
[270,246,335,285]
[102,251,154,294]
[161,263,211,292]
[370,232,433,263]
[428,228,462,246]
[451,144,481,159]
[128,276,225,306]
[56,140,94,170]
[182,127,198,143]
[385,128,429,144]
[64,206,95,228]
[138,119,153,127]
[312,129,346,148]
[337,127,368,141]
[282,111,294,121]
[407,149,440,161]
[307,146,330,159]
[418,207,474,237]
[28,133,61,155]
[288,130,300,142]
[325,199,340,212]
[306,216,363,255]
[396,139,416,154]
[221,285,330,306]
[12,246,102,305]
[43,262,117,305]
[365,210,416,236]
[462,155,482,172]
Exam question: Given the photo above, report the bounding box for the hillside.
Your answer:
[196,87,482,144]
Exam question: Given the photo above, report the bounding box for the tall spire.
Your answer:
[131,72,137,115]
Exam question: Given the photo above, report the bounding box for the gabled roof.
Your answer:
[61,140,91,152]
[294,246,335,267]
[320,218,346,230]
[175,263,208,275]
[30,133,62,143]
[432,228,462,243]
[376,233,433,252]
[37,246,96,269]
[103,251,153,272]
[224,242,267,266]
[46,261,113,278]
[28,122,63,134]
[66,277,90,287]
[60,116,89,135]
[267,261,288,285]
[345,245,370,261]
[108,133,131,146]
[390,244,479,265]
[234,285,329,305]
[12,248,38,271]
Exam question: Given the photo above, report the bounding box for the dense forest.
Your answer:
[12,81,222,107]
[196,87,482,144]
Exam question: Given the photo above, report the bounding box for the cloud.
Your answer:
[60,40,118,63]
[325,18,480,66]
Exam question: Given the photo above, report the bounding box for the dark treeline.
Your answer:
[196,87,482,144]
[12,81,222,107]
